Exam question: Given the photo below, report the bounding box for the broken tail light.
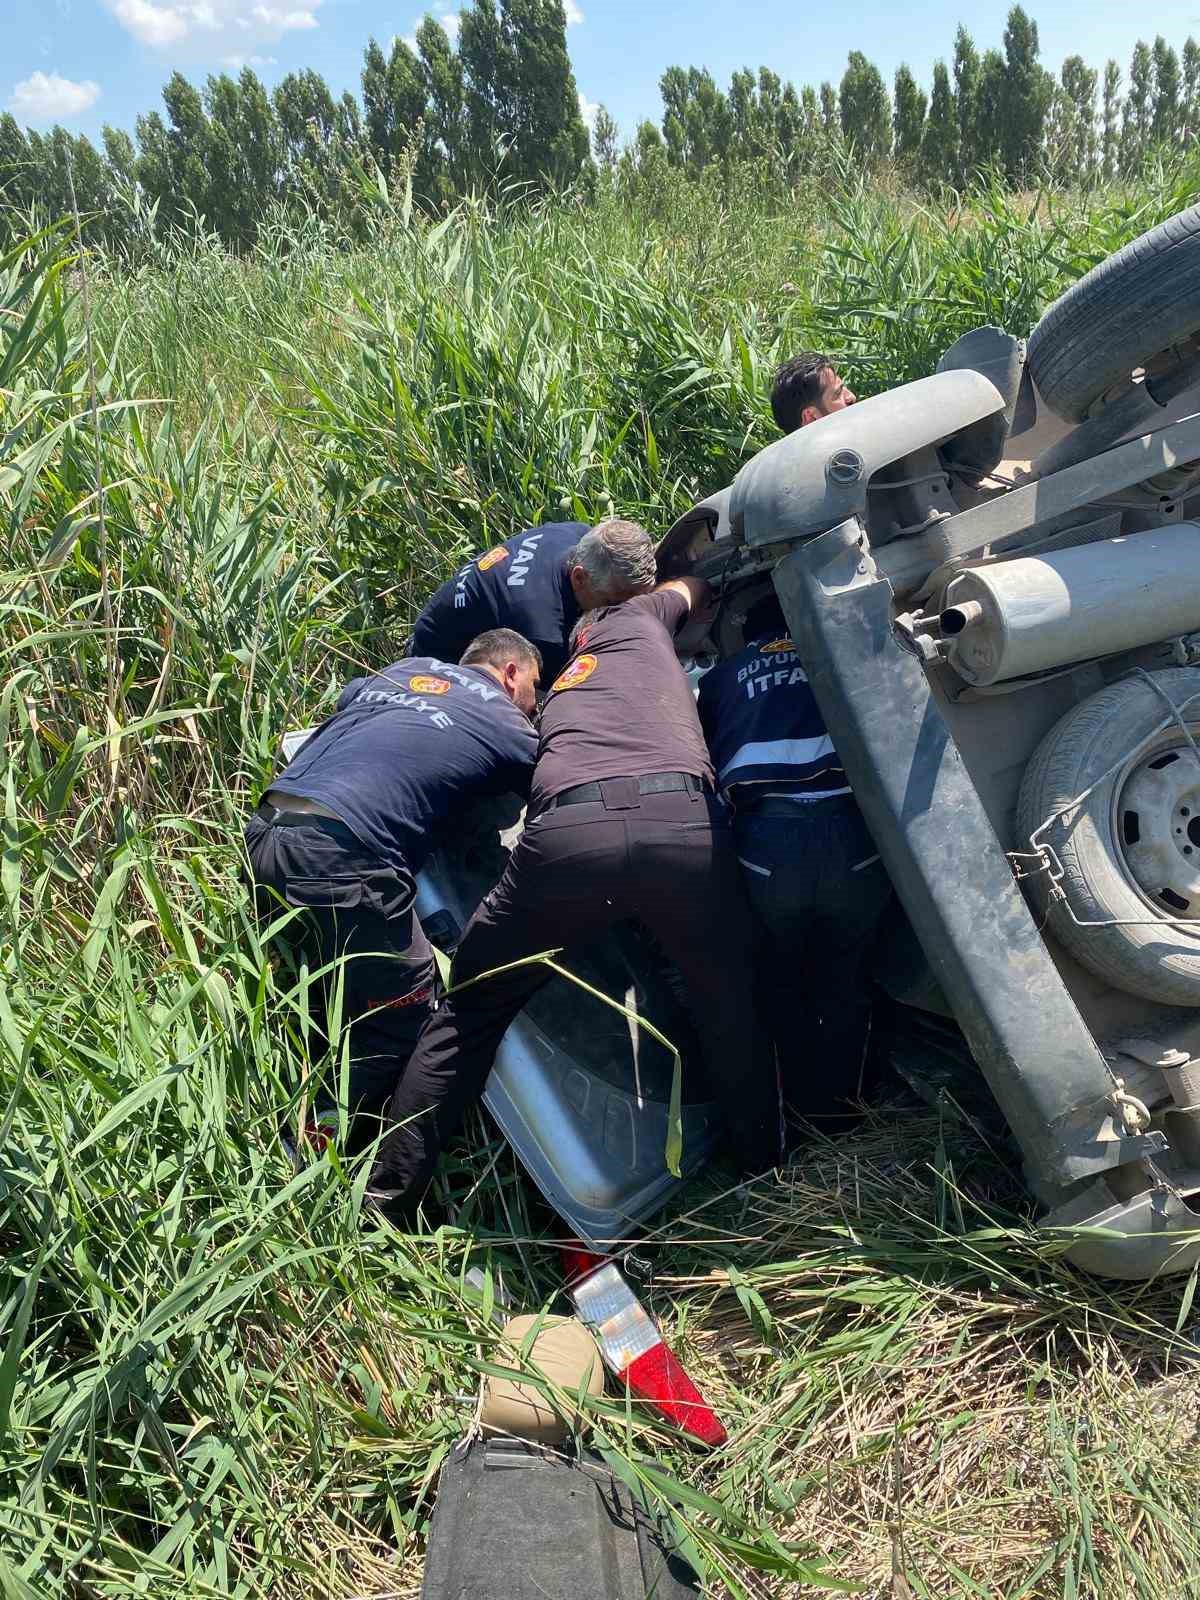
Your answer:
[566,1259,727,1448]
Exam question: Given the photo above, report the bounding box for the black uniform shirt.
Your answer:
[410,522,588,681]
[697,631,850,803]
[532,589,713,812]
[270,658,537,872]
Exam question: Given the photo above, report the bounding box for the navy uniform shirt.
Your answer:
[696,631,851,804]
[269,658,537,872]
[410,522,588,682]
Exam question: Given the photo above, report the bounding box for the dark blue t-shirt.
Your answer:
[409,522,588,681]
[270,658,537,871]
[697,631,851,802]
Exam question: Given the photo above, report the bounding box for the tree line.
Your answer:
[2,4,1198,253]
[634,11,1200,190]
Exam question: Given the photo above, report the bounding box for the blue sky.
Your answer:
[5,0,1200,148]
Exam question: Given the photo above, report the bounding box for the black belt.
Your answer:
[255,801,357,838]
[541,771,707,812]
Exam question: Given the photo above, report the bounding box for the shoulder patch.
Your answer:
[760,637,794,654]
[551,653,598,691]
[477,546,510,571]
[409,675,451,694]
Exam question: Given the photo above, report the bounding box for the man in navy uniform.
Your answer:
[697,593,889,1124]
[246,629,542,1147]
[410,519,656,683]
[367,577,782,1223]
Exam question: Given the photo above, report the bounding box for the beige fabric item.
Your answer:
[480,1314,605,1444]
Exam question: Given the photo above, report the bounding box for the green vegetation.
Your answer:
[6,162,1200,1596]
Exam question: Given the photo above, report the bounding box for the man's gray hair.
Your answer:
[566,518,656,602]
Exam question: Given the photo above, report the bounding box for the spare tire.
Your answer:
[1016,668,1200,1004]
[1027,205,1200,422]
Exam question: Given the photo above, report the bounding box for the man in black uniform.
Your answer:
[697,594,889,1122]
[410,518,656,683]
[368,580,782,1219]
[246,629,541,1145]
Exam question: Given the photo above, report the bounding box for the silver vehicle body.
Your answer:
[664,334,1200,1277]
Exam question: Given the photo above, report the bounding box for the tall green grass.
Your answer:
[5,164,1200,1596]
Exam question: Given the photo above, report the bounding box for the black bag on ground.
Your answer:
[420,1437,700,1599]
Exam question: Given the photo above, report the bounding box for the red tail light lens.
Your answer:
[567,1260,727,1447]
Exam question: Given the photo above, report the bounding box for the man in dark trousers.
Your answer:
[246,629,542,1147]
[697,594,890,1123]
[410,518,656,683]
[368,579,782,1221]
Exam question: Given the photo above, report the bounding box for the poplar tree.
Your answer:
[999,6,1052,182]
[1101,59,1121,178]
[839,51,891,163]
[953,26,981,183]
[592,104,618,168]
[1183,37,1200,136]
[417,17,467,191]
[1152,36,1182,145]
[458,0,514,181]
[975,49,1006,172]
[819,82,838,136]
[893,65,927,169]
[1122,41,1153,170]
[920,59,957,186]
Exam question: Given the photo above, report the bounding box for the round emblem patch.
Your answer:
[477,546,509,571]
[409,675,451,694]
[760,637,794,654]
[551,654,598,691]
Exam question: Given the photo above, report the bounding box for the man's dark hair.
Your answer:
[770,352,833,435]
[460,628,543,675]
[743,594,788,641]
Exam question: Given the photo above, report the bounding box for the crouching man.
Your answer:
[367,568,783,1226]
[697,594,890,1126]
[246,630,541,1147]
[411,518,657,683]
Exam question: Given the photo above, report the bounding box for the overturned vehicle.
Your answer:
[419,204,1200,1278]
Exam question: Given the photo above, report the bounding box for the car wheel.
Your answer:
[1027,204,1200,423]
[1016,667,1200,1004]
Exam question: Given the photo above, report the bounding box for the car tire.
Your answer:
[1016,668,1200,1004]
[1027,204,1200,423]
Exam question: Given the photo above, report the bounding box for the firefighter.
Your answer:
[410,518,657,684]
[245,629,542,1147]
[697,593,890,1123]
[367,577,782,1223]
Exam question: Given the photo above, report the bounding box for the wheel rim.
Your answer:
[1114,730,1200,928]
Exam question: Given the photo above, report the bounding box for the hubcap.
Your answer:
[1118,739,1200,919]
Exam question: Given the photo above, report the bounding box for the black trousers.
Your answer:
[245,812,435,1139]
[733,795,891,1122]
[370,781,782,1207]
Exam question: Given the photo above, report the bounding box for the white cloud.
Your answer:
[220,51,276,67]
[564,0,583,22]
[104,0,320,51]
[578,90,598,131]
[7,70,100,122]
